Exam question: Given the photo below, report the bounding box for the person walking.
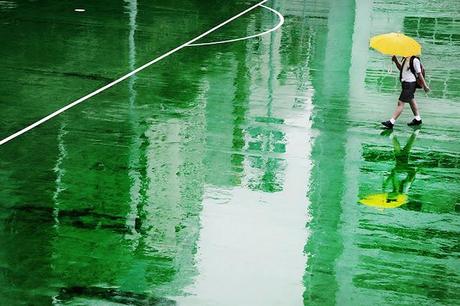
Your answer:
[381,55,430,129]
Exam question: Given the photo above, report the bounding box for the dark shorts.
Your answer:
[399,81,417,103]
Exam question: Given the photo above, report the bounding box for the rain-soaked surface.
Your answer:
[0,0,459,305]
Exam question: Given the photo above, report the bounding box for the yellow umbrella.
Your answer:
[370,32,421,57]
[359,193,408,209]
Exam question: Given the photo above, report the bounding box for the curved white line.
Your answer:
[188,5,284,47]
[0,0,268,146]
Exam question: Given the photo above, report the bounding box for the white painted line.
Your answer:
[74,8,86,12]
[188,5,284,47]
[0,0,268,146]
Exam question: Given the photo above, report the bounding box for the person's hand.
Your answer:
[424,85,431,93]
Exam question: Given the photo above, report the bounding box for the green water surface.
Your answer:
[0,0,459,305]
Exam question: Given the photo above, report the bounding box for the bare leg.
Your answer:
[409,99,420,117]
[391,100,405,120]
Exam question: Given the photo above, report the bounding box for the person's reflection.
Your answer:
[360,129,419,209]
[384,129,418,199]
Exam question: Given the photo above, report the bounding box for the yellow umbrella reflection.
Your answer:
[370,32,421,57]
[359,193,408,209]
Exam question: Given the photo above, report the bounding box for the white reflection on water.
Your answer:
[177,185,308,306]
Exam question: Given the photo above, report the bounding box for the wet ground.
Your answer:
[0,0,459,305]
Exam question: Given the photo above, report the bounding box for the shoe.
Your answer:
[407,119,422,126]
[381,120,394,129]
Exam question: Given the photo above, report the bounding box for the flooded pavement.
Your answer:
[0,0,459,305]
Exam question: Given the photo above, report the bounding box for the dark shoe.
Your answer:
[381,120,394,129]
[407,119,422,126]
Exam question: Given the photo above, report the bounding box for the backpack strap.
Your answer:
[399,57,407,82]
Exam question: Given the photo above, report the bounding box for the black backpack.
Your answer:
[399,56,426,88]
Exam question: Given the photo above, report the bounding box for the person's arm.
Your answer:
[392,56,402,71]
[418,72,430,93]
[413,58,430,93]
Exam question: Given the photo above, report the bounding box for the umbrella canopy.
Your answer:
[370,32,421,57]
[359,193,408,209]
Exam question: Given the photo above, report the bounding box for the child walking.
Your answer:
[381,55,430,129]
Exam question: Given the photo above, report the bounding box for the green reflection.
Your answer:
[0,101,62,303]
[303,0,355,304]
[353,128,459,303]
[360,132,460,214]
[204,15,289,193]
[1,0,459,304]
[0,0,263,304]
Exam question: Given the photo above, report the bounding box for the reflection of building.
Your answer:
[50,2,212,302]
[177,1,314,304]
[301,0,355,304]
[203,15,290,193]
[1,0,250,304]
[203,0,318,194]
[244,124,287,192]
